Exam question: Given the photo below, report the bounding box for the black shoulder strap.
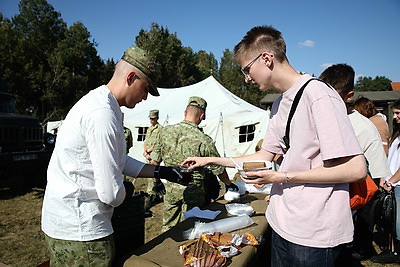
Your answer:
[283,78,331,151]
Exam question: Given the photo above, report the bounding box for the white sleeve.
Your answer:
[123,155,146,177]
[85,108,125,207]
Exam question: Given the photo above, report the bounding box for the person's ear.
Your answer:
[262,52,273,67]
[346,91,355,102]
[199,113,205,121]
[127,72,137,86]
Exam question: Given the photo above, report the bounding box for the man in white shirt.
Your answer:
[319,63,391,261]
[41,46,191,266]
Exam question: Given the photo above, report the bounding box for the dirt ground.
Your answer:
[0,177,399,266]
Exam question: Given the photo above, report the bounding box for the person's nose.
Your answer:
[244,75,251,83]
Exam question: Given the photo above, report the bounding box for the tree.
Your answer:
[5,0,67,119]
[355,76,392,91]
[136,23,217,88]
[195,50,219,80]
[219,49,265,108]
[0,0,108,121]
[0,15,25,99]
[46,22,105,120]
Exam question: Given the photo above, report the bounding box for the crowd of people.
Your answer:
[40,24,400,267]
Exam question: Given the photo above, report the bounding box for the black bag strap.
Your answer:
[283,78,331,151]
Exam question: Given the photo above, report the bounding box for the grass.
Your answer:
[0,177,398,267]
[0,177,162,267]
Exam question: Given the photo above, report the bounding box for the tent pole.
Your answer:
[219,112,226,157]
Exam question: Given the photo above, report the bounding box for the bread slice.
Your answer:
[243,162,266,170]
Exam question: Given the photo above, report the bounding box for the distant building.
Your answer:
[390,82,400,91]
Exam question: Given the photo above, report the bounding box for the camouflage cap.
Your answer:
[121,46,160,96]
[188,96,207,110]
[149,109,159,119]
[188,96,207,120]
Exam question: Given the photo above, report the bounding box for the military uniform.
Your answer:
[144,124,163,160]
[152,97,224,232]
[124,126,133,154]
[144,109,163,196]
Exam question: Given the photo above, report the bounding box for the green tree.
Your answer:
[195,50,219,80]
[136,23,214,88]
[0,15,25,103]
[4,0,67,119]
[0,0,108,121]
[355,76,392,91]
[219,49,265,108]
[46,22,105,121]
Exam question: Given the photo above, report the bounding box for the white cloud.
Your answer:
[298,40,315,47]
[320,63,333,69]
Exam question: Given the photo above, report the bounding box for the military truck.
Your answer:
[0,92,55,186]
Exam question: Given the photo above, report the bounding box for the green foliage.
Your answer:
[218,49,265,108]
[355,76,392,91]
[0,0,106,121]
[46,22,105,121]
[135,23,216,88]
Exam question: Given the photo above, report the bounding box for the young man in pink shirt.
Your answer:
[183,26,367,266]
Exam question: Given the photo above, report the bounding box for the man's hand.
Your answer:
[225,183,239,192]
[143,151,152,160]
[152,180,166,195]
[154,166,193,186]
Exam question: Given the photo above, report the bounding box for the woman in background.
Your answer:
[371,99,400,264]
[353,97,390,156]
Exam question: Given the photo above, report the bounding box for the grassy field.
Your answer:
[0,177,162,267]
[0,177,398,266]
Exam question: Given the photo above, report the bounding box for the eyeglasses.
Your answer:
[240,53,262,76]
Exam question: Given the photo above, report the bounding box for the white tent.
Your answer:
[122,76,270,178]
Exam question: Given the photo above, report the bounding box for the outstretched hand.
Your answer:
[181,157,209,170]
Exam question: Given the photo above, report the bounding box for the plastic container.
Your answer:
[238,160,273,179]
[182,215,254,240]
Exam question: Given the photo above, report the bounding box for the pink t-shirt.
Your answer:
[263,74,362,248]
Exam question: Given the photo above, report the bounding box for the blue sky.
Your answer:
[1,0,400,82]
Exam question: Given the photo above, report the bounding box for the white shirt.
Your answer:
[348,110,391,179]
[387,137,400,186]
[42,85,145,241]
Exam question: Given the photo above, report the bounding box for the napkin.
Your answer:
[184,206,221,220]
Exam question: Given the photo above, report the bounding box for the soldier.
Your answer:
[151,96,239,232]
[143,109,164,215]
[124,126,133,154]
[143,109,162,161]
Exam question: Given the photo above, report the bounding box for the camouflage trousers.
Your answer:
[44,233,115,267]
[162,181,205,233]
[146,160,156,195]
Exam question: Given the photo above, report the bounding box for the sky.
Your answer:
[1,0,400,82]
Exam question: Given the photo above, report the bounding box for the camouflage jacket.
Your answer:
[151,120,224,180]
[144,123,163,151]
